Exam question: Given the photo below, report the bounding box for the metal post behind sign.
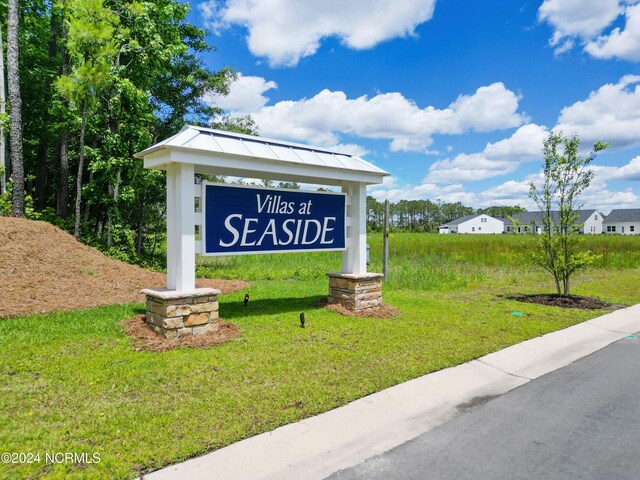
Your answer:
[383,199,389,281]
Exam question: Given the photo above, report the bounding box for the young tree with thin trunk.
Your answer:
[7,0,24,216]
[56,0,119,238]
[529,132,607,296]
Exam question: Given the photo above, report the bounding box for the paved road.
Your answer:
[327,333,640,480]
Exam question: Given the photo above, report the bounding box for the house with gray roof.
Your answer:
[503,209,604,234]
[438,214,504,234]
[603,209,640,235]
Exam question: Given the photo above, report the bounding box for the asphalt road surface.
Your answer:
[327,333,640,480]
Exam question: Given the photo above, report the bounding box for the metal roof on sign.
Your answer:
[135,125,388,180]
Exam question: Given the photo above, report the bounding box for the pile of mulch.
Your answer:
[512,294,612,310]
[316,298,401,318]
[0,217,248,318]
[122,315,241,352]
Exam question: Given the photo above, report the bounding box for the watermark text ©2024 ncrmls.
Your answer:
[1,452,101,464]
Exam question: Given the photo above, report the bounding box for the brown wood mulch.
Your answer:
[316,298,401,318]
[122,315,241,352]
[512,294,612,310]
[0,217,248,318]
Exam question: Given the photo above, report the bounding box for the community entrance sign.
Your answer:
[202,183,346,255]
[135,125,389,337]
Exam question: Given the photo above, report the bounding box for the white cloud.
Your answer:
[556,75,640,149]
[580,174,640,210]
[200,0,436,67]
[538,0,640,60]
[425,76,640,185]
[368,175,400,191]
[209,76,527,152]
[324,143,370,157]
[585,3,640,61]
[592,155,640,181]
[205,74,277,113]
[538,0,621,41]
[369,178,536,208]
[370,182,477,204]
[424,123,548,183]
[370,171,639,211]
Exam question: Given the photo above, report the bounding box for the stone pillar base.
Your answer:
[326,273,383,311]
[141,288,221,339]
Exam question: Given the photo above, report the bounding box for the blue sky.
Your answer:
[188,0,640,212]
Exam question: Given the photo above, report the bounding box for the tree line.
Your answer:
[366,196,525,232]
[0,0,253,266]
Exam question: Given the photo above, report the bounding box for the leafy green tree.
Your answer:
[478,205,525,219]
[56,0,120,238]
[276,181,300,189]
[529,132,607,296]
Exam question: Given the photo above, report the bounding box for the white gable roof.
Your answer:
[135,125,389,185]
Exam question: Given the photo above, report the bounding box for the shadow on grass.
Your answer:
[220,295,325,319]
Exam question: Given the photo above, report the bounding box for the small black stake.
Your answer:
[244,294,249,306]
[300,312,305,328]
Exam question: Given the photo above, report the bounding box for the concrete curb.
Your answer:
[143,304,640,480]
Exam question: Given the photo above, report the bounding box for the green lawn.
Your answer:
[2,234,639,479]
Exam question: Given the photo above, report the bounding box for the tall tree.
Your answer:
[56,0,119,238]
[7,0,24,216]
[0,27,6,196]
[529,132,607,296]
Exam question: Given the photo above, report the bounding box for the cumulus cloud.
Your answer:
[368,178,537,208]
[370,182,478,205]
[424,74,640,184]
[556,75,640,149]
[205,74,277,113]
[367,75,640,210]
[208,75,527,152]
[368,175,401,190]
[585,3,640,61]
[579,172,640,210]
[370,171,639,211]
[200,0,436,66]
[538,0,621,41]
[592,155,640,181]
[424,123,548,183]
[538,0,640,60]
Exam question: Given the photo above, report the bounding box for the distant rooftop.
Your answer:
[504,210,598,225]
[604,208,640,222]
[442,214,483,226]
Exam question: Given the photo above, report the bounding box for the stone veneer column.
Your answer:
[327,273,383,311]
[141,288,221,339]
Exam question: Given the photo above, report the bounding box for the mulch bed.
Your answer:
[511,294,612,310]
[122,315,242,352]
[316,298,401,318]
[0,217,248,318]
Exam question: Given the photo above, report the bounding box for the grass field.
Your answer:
[2,234,639,479]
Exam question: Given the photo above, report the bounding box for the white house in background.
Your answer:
[603,209,640,235]
[438,214,504,234]
[503,209,604,234]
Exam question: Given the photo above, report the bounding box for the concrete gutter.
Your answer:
[142,304,640,480]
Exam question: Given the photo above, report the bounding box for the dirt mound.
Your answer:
[512,294,612,310]
[122,315,241,352]
[315,298,401,318]
[0,217,248,318]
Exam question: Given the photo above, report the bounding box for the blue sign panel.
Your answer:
[202,183,346,255]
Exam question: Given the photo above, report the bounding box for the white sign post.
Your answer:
[165,162,195,291]
[136,126,389,337]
